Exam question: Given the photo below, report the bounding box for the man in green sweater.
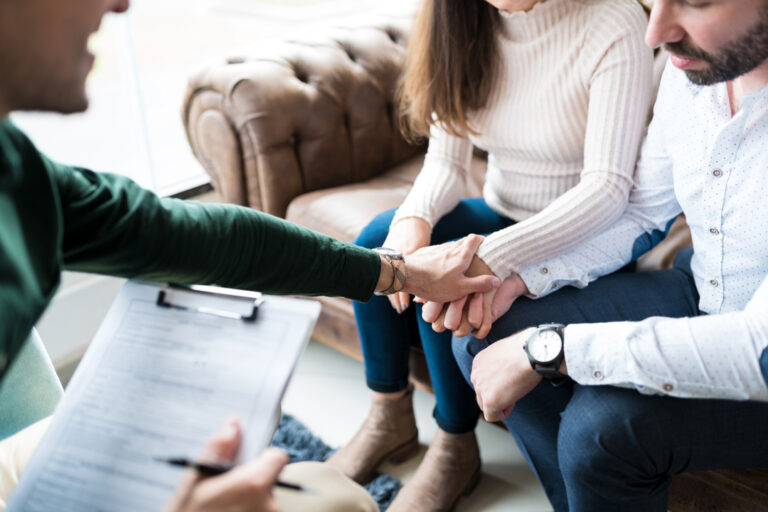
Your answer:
[0,0,500,509]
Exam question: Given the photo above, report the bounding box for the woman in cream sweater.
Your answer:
[327,0,654,509]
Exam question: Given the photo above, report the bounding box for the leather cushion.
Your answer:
[286,153,486,243]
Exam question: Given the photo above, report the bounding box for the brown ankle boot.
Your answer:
[325,386,419,484]
[387,428,481,512]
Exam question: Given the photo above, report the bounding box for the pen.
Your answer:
[154,457,310,492]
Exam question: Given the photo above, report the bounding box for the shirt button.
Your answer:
[709,227,719,235]
[593,370,603,379]
[713,169,722,177]
[540,267,549,274]
[663,383,674,392]
[551,283,558,290]
[710,279,719,287]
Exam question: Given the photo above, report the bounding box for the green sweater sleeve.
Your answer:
[53,163,380,302]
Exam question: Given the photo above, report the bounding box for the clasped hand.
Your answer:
[383,217,504,310]
[420,261,527,339]
[383,218,527,338]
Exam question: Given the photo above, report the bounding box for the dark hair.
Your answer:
[397,1,501,140]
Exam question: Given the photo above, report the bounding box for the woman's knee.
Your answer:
[354,209,397,248]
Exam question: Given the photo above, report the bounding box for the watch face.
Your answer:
[528,329,562,364]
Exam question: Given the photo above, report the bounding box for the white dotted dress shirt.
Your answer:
[518,61,768,401]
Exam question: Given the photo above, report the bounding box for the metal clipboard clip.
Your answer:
[156,283,264,322]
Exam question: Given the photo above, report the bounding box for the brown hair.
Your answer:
[397,1,501,141]
[397,0,651,141]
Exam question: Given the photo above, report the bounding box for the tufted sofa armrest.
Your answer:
[182,18,423,217]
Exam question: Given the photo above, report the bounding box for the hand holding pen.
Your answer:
[163,418,292,512]
[156,457,307,492]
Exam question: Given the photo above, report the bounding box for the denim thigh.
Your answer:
[452,249,700,510]
[557,384,768,512]
[354,199,513,432]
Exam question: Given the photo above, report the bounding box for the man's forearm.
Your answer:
[563,306,768,401]
[57,166,382,301]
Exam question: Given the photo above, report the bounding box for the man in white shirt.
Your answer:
[452,1,768,510]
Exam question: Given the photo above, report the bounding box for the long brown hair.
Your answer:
[397,0,651,141]
[398,1,501,141]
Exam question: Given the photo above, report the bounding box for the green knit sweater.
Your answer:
[0,119,379,381]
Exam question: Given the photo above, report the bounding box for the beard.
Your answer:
[664,6,768,85]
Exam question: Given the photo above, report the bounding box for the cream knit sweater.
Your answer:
[392,0,654,280]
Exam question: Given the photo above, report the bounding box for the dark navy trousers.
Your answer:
[453,249,768,511]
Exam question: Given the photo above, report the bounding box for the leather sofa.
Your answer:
[182,17,767,511]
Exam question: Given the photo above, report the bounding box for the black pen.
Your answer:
[155,457,309,492]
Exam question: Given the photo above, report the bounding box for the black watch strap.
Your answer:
[535,367,569,387]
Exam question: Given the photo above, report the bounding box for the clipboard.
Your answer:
[6,280,320,512]
[156,283,264,322]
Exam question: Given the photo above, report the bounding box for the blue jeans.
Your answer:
[452,249,768,511]
[354,198,515,434]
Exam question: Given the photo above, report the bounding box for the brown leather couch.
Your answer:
[182,18,767,512]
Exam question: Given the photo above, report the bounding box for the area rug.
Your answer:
[271,414,402,510]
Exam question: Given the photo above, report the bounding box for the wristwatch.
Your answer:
[372,247,406,296]
[524,323,569,386]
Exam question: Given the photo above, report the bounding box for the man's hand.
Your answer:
[471,327,541,422]
[165,418,289,512]
[422,271,528,339]
[404,234,501,303]
[381,217,431,313]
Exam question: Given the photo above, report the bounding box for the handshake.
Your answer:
[379,217,529,338]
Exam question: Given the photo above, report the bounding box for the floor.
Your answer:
[282,340,553,511]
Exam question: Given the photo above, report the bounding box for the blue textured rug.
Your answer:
[270,414,402,510]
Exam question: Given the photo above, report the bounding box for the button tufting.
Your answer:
[385,28,400,44]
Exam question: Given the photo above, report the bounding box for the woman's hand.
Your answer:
[422,271,528,339]
[421,256,497,337]
[381,217,431,313]
[165,418,289,512]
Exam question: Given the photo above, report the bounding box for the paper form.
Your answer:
[7,281,319,511]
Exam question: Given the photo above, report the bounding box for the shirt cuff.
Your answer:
[564,322,637,387]
[518,257,591,298]
[518,264,560,298]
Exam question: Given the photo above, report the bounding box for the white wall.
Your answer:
[36,273,125,376]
